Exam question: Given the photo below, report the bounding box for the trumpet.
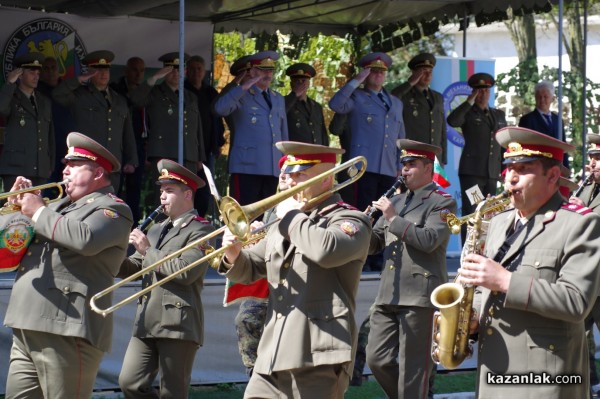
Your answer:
[0,180,69,215]
[89,156,367,316]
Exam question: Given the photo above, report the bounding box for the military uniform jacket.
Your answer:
[219,193,371,374]
[53,78,138,167]
[447,101,507,179]
[393,83,447,164]
[473,193,600,398]
[576,181,600,212]
[130,81,205,165]
[329,84,405,177]
[370,182,456,307]
[284,94,328,145]
[119,210,214,345]
[4,186,133,352]
[213,85,288,177]
[0,83,55,178]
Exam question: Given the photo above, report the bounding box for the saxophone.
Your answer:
[430,190,512,369]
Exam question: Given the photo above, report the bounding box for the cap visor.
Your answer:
[283,163,315,174]
[502,156,543,165]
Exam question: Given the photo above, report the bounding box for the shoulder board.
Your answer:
[561,203,594,215]
[434,190,452,199]
[336,201,358,211]
[193,216,211,225]
[107,193,125,203]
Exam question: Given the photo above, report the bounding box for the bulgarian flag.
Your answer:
[223,278,269,307]
[433,156,451,188]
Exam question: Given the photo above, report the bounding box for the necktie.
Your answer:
[29,95,37,114]
[591,184,600,204]
[377,92,390,112]
[400,191,414,216]
[543,113,553,129]
[262,90,272,109]
[423,89,433,109]
[156,221,173,248]
[492,219,526,263]
[101,90,111,108]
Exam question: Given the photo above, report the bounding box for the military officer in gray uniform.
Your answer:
[392,53,447,164]
[53,50,138,190]
[447,72,507,241]
[459,127,600,398]
[284,63,328,145]
[213,50,288,206]
[0,53,54,191]
[366,140,456,399]
[329,52,405,211]
[220,142,372,398]
[118,159,214,399]
[3,132,133,399]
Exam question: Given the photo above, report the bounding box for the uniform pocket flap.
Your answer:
[162,292,191,309]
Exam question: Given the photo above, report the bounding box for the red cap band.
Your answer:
[159,170,198,191]
[401,149,435,161]
[69,147,113,172]
[285,152,337,166]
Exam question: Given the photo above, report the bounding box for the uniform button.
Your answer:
[279,279,285,285]
[38,147,41,151]
[108,127,112,131]
[277,295,283,301]
[309,122,313,126]
[108,137,112,141]
[63,286,70,293]
[158,136,162,139]
[385,134,388,138]
[185,125,188,128]
[392,251,396,256]
[488,308,494,316]
[424,272,430,277]
[283,262,290,268]
[277,313,282,319]
[20,266,25,271]
[389,265,395,270]
[39,138,42,142]
[325,315,330,320]
[108,118,111,122]
[549,344,555,351]
[385,124,389,128]
[534,261,540,266]
[486,328,493,336]
[384,144,387,148]
[35,239,39,243]
[27,251,32,256]
[175,302,182,308]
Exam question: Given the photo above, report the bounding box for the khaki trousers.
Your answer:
[118,336,199,399]
[244,364,349,399]
[6,329,104,399]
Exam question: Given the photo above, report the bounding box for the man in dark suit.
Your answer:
[118,159,214,399]
[518,80,569,167]
[0,53,54,191]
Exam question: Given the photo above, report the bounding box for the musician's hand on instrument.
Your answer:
[569,196,585,207]
[250,220,265,231]
[16,192,45,218]
[129,229,150,255]
[469,310,480,335]
[222,227,242,264]
[373,197,396,223]
[458,253,511,293]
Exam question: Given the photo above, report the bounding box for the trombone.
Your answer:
[0,180,69,215]
[90,156,367,317]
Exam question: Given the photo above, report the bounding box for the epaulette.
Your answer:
[107,193,124,203]
[561,203,594,215]
[435,189,452,199]
[193,216,211,225]
[336,201,359,211]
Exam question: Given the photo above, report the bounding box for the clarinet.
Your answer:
[367,176,407,221]
[573,174,594,198]
[136,205,164,233]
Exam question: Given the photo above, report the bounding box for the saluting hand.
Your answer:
[408,68,425,86]
[467,88,480,103]
[241,75,261,91]
[147,66,174,86]
[354,68,371,84]
[458,253,512,293]
[7,68,23,84]
[78,70,98,84]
